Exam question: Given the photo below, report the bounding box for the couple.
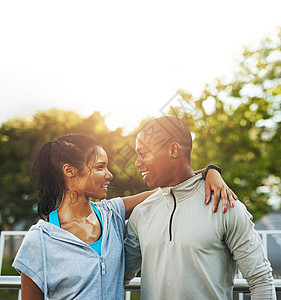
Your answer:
[13,116,276,299]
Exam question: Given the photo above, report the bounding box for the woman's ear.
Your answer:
[169,142,181,158]
[62,164,77,177]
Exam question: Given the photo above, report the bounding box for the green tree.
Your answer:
[1,27,280,228]
[176,27,281,220]
[0,109,130,230]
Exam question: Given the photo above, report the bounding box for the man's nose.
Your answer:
[135,156,142,168]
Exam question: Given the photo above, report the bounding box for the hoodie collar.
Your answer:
[32,214,107,250]
[161,173,204,202]
[31,220,87,247]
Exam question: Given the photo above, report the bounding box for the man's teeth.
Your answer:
[101,185,108,188]
[142,171,149,176]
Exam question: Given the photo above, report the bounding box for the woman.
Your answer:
[13,133,235,299]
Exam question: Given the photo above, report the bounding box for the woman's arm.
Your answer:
[196,167,237,213]
[122,166,237,219]
[21,273,44,300]
[122,190,156,219]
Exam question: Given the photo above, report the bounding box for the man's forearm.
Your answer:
[250,281,276,300]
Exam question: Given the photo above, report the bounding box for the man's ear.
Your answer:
[169,142,181,158]
[62,164,77,178]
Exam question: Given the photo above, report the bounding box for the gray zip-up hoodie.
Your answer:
[125,174,276,299]
[13,197,125,300]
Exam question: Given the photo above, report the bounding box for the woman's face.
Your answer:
[81,147,113,200]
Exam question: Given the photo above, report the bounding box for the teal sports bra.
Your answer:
[49,202,103,255]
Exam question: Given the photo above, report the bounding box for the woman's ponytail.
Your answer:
[31,141,63,219]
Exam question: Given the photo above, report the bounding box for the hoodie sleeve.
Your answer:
[107,197,126,223]
[98,197,126,243]
[124,208,142,285]
[12,228,45,293]
[223,200,276,300]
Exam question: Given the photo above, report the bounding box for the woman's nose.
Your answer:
[105,169,113,180]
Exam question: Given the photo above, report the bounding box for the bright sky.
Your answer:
[0,0,281,133]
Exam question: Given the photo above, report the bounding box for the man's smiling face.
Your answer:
[135,127,175,189]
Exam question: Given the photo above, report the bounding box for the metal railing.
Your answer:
[0,276,21,289]
[1,276,281,292]
[1,230,281,298]
[124,277,281,292]
[258,230,281,258]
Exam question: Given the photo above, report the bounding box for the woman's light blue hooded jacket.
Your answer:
[13,198,125,300]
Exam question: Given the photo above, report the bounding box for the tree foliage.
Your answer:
[175,27,281,220]
[1,28,280,228]
[0,109,145,230]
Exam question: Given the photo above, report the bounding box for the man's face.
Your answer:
[135,131,173,188]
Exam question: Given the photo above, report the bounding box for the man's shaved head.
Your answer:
[137,116,192,158]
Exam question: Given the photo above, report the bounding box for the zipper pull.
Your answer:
[101,260,106,274]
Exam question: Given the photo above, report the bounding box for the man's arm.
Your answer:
[124,212,142,285]
[224,201,276,299]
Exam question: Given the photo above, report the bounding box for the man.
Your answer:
[124,116,276,299]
